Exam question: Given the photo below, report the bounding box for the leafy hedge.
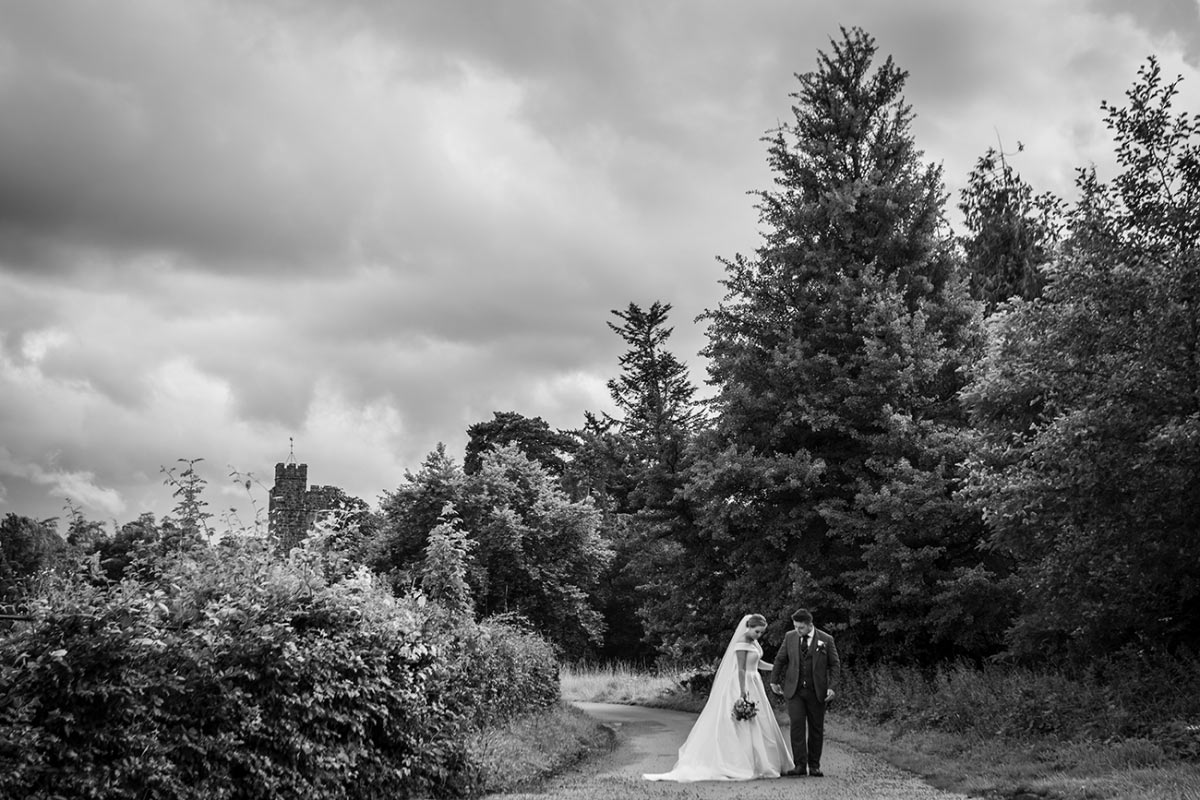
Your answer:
[0,537,559,799]
[441,611,560,729]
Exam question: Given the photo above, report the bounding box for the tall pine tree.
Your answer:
[684,28,998,661]
[586,302,704,660]
[605,301,703,477]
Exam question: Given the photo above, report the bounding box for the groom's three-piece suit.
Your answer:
[770,627,840,774]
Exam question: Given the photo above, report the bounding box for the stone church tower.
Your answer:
[268,457,341,551]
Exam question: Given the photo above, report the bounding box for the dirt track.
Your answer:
[486,703,973,799]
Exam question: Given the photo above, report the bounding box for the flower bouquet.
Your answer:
[732,697,758,721]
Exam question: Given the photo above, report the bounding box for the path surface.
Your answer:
[487,703,974,800]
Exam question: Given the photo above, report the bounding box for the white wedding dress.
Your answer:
[644,615,794,782]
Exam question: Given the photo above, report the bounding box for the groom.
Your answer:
[770,608,840,777]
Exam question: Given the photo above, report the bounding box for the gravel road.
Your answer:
[486,703,974,800]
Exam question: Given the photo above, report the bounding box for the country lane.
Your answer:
[484,702,974,800]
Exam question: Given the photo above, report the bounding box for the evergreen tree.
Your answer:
[687,27,996,661]
[577,302,704,661]
[605,301,703,475]
[959,144,1063,313]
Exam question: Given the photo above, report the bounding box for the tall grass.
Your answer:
[837,656,1200,760]
[560,661,707,712]
[469,703,614,794]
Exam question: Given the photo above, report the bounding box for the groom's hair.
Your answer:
[791,609,814,623]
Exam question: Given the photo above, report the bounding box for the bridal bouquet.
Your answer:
[732,697,758,721]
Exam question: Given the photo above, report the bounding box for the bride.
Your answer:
[644,613,794,781]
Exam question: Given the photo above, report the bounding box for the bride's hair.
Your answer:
[745,614,767,628]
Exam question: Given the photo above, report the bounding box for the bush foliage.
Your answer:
[0,535,559,800]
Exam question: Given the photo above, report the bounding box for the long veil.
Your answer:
[643,614,760,781]
[709,613,756,705]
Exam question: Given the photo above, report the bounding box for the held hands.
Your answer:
[770,683,782,695]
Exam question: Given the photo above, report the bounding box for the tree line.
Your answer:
[4,27,1198,668]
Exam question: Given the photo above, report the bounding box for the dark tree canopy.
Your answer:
[463,411,578,477]
[964,57,1200,658]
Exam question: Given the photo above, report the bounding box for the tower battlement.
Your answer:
[274,462,308,483]
[268,460,340,551]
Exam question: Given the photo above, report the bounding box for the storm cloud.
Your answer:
[1,0,1197,524]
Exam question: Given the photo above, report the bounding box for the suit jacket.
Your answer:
[770,628,840,702]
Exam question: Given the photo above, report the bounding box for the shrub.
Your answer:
[678,668,715,696]
[440,612,560,729]
[0,535,561,799]
[1154,720,1200,763]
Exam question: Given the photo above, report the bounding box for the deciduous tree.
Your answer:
[461,444,612,657]
[463,411,578,477]
[420,503,474,614]
[964,58,1200,658]
[374,444,463,583]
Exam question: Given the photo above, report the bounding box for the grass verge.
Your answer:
[560,662,706,712]
[833,717,1200,800]
[468,701,616,795]
[562,663,1200,800]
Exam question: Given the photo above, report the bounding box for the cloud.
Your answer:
[0,446,125,518]
[0,0,1198,525]
[1094,0,1200,65]
[0,1,564,276]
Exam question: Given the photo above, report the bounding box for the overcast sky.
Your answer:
[1,0,1198,528]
